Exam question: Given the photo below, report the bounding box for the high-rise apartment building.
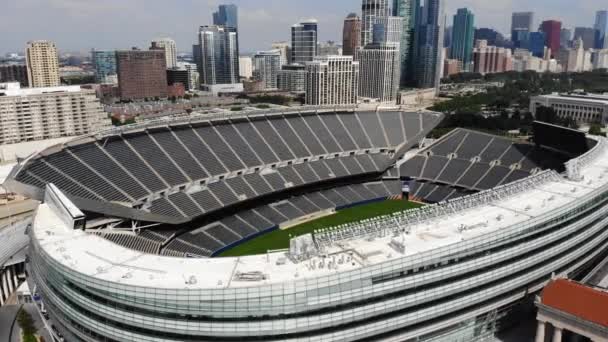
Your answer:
[393,0,419,87]
[415,0,445,90]
[511,12,534,48]
[239,56,253,79]
[116,49,168,100]
[305,56,359,105]
[198,25,240,85]
[253,50,281,90]
[25,40,60,88]
[277,64,307,93]
[291,20,318,64]
[271,42,291,65]
[0,83,111,144]
[541,20,562,58]
[151,38,177,68]
[361,0,391,47]
[472,40,513,75]
[0,64,29,87]
[91,50,117,84]
[450,8,475,71]
[595,10,608,49]
[213,4,238,29]
[358,44,401,102]
[342,13,361,56]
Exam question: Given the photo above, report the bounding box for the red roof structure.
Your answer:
[541,279,608,327]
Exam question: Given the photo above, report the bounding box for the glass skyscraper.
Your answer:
[450,8,475,72]
[595,10,608,49]
[198,25,240,85]
[527,32,546,58]
[91,50,117,84]
[393,0,419,86]
[291,20,318,65]
[414,0,445,90]
[213,4,238,29]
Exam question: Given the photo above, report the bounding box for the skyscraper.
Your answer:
[450,8,475,72]
[116,49,168,100]
[0,65,29,87]
[213,4,238,29]
[253,50,281,90]
[393,0,419,87]
[527,32,546,58]
[358,44,401,102]
[541,20,562,58]
[92,50,117,84]
[151,38,177,68]
[343,13,361,56]
[361,0,391,47]
[595,10,608,49]
[305,56,359,105]
[560,28,572,49]
[415,0,445,90]
[198,25,240,85]
[25,40,60,88]
[573,27,596,50]
[291,20,318,65]
[511,12,534,48]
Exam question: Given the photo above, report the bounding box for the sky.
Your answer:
[1,0,606,55]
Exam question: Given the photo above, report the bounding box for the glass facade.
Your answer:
[91,50,117,84]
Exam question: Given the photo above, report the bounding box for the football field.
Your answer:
[218,200,423,257]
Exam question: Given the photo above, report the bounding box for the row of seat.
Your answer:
[16,111,428,206]
[147,154,390,218]
[161,180,403,257]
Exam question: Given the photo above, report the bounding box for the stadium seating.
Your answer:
[400,128,571,203]
[161,180,403,257]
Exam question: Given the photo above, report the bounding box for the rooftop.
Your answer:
[31,138,608,290]
[0,83,83,97]
[541,279,608,328]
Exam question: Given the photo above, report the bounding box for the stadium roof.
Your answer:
[541,279,608,328]
[31,136,608,290]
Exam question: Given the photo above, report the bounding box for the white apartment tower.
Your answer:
[305,56,359,105]
[0,83,111,145]
[151,38,178,68]
[239,56,253,79]
[358,44,401,103]
[253,50,282,90]
[271,42,291,65]
[25,40,60,88]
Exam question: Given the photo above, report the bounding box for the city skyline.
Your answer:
[2,0,606,55]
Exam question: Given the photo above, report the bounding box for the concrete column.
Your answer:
[12,265,18,287]
[6,267,13,293]
[535,320,546,342]
[552,326,563,342]
[0,278,5,306]
[1,271,8,299]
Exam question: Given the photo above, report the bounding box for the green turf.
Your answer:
[218,200,423,257]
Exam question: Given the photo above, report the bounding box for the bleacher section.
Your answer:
[400,128,572,203]
[161,180,403,257]
[13,110,440,223]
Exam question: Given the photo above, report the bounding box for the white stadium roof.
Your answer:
[32,137,608,290]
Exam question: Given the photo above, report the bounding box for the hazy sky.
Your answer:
[1,0,606,55]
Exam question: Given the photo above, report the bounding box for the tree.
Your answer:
[589,124,606,137]
[18,308,37,338]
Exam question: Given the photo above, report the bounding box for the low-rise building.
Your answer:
[0,83,111,145]
[530,92,608,124]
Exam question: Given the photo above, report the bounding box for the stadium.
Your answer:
[4,107,608,341]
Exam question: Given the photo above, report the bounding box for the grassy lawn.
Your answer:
[218,200,422,257]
